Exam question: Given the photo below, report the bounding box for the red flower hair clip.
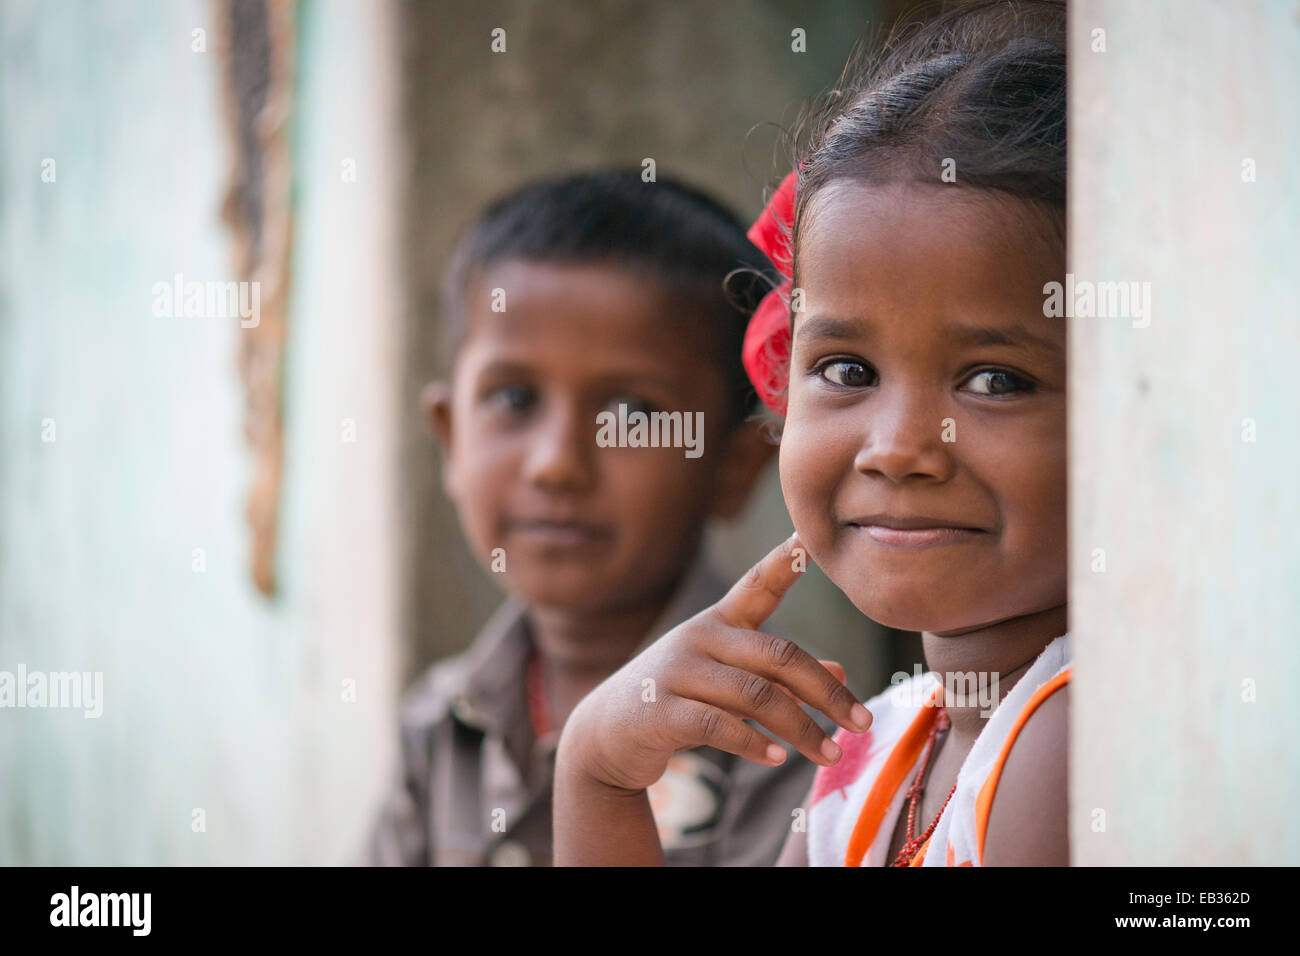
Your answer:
[743,170,796,416]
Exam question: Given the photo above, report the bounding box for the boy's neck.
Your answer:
[525,575,684,705]
[524,585,682,735]
[921,603,1068,745]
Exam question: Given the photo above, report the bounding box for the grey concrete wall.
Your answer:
[1069,0,1300,863]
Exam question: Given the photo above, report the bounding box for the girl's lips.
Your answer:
[855,524,984,550]
[847,516,988,551]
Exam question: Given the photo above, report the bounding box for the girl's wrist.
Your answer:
[556,702,612,786]
[553,753,664,867]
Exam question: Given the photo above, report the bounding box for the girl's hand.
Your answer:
[560,533,873,794]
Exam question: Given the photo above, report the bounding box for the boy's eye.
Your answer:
[817,360,876,389]
[486,383,538,412]
[963,369,1035,396]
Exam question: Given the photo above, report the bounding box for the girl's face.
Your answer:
[780,181,1067,635]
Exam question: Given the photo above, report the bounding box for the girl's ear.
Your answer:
[710,417,779,520]
[421,381,457,493]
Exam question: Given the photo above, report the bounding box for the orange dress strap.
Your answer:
[908,838,929,866]
[844,685,945,867]
[973,667,1072,864]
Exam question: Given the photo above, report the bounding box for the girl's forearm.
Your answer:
[552,754,666,866]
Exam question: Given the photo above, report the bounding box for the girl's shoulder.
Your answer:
[805,634,1073,867]
[924,632,1072,866]
[979,677,1069,865]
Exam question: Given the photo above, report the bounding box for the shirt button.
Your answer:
[489,840,532,867]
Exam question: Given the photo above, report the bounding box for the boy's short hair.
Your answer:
[441,169,777,425]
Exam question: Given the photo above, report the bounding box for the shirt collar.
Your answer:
[443,555,731,736]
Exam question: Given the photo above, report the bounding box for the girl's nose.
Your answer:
[523,398,597,493]
[853,390,956,484]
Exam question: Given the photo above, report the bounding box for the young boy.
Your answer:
[367,170,830,866]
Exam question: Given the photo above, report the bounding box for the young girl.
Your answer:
[554,0,1070,867]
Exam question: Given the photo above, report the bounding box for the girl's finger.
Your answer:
[711,532,807,632]
[664,697,789,769]
[675,661,845,767]
[820,660,848,686]
[773,659,847,707]
[714,629,871,734]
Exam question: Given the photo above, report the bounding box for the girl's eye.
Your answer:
[963,369,1035,396]
[486,384,537,412]
[817,360,876,389]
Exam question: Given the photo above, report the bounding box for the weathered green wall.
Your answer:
[0,0,402,863]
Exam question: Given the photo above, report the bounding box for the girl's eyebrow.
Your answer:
[947,323,1064,356]
[795,315,1065,358]
[794,316,864,344]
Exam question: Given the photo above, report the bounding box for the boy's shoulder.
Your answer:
[396,597,533,735]
[393,660,455,732]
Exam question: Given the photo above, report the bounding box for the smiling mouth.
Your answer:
[846,514,989,551]
[508,519,614,548]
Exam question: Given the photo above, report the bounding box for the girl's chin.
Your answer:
[812,549,986,632]
[842,588,966,634]
[856,608,950,634]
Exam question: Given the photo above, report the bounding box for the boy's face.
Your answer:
[431,260,769,616]
[781,181,1067,635]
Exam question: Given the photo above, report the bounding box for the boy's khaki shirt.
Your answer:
[366,560,828,866]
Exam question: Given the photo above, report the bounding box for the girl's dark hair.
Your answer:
[442,169,777,425]
[789,0,1066,287]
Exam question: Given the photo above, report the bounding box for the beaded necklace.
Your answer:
[526,649,552,738]
[889,706,956,867]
